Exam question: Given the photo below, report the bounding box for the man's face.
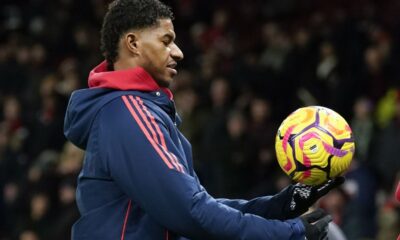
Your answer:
[136,19,184,87]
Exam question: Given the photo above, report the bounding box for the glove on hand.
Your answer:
[285,177,345,218]
[300,208,332,240]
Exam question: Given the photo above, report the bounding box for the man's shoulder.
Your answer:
[97,90,164,123]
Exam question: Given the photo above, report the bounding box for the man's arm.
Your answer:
[215,177,345,220]
[98,95,305,240]
[192,172,292,220]
[216,195,289,220]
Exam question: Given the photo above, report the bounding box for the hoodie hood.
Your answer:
[88,61,173,99]
[64,61,173,149]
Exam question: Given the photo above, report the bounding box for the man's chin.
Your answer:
[155,77,172,88]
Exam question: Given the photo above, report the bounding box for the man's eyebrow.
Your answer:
[162,33,175,41]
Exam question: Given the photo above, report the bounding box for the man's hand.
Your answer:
[300,209,332,240]
[285,177,345,218]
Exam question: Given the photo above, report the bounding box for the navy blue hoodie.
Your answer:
[64,61,305,239]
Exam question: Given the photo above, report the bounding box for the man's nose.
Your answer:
[171,43,184,61]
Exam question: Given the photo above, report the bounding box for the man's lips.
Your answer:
[167,67,177,75]
[167,62,177,68]
[167,62,177,75]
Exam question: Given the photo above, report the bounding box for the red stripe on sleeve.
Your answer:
[121,96,175,170]
[135,96,185,173]
[128,96,182,172]
[170,153,184,173]
[136,96,166,147]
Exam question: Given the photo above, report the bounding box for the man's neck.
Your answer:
[114,58,139,71]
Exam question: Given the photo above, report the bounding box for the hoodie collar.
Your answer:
[88,61,173,100]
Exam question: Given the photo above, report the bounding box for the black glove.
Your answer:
[300,209,332,240]
[285,177,345,218]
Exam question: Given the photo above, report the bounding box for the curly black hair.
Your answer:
[100,0,173,69]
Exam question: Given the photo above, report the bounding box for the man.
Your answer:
[64,0,343,239]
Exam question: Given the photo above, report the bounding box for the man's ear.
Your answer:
[124,32,140,56]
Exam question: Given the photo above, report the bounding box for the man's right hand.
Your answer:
[300,209,332,240]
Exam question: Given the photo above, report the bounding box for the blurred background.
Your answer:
[0,0,399,239]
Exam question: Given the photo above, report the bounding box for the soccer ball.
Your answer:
[275,106,355,186]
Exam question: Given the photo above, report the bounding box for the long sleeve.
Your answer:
[192,172,294,220]
[98,95,305,240]
[216,194,292,221]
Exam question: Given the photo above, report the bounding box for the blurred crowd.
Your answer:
[0,0,400,239]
